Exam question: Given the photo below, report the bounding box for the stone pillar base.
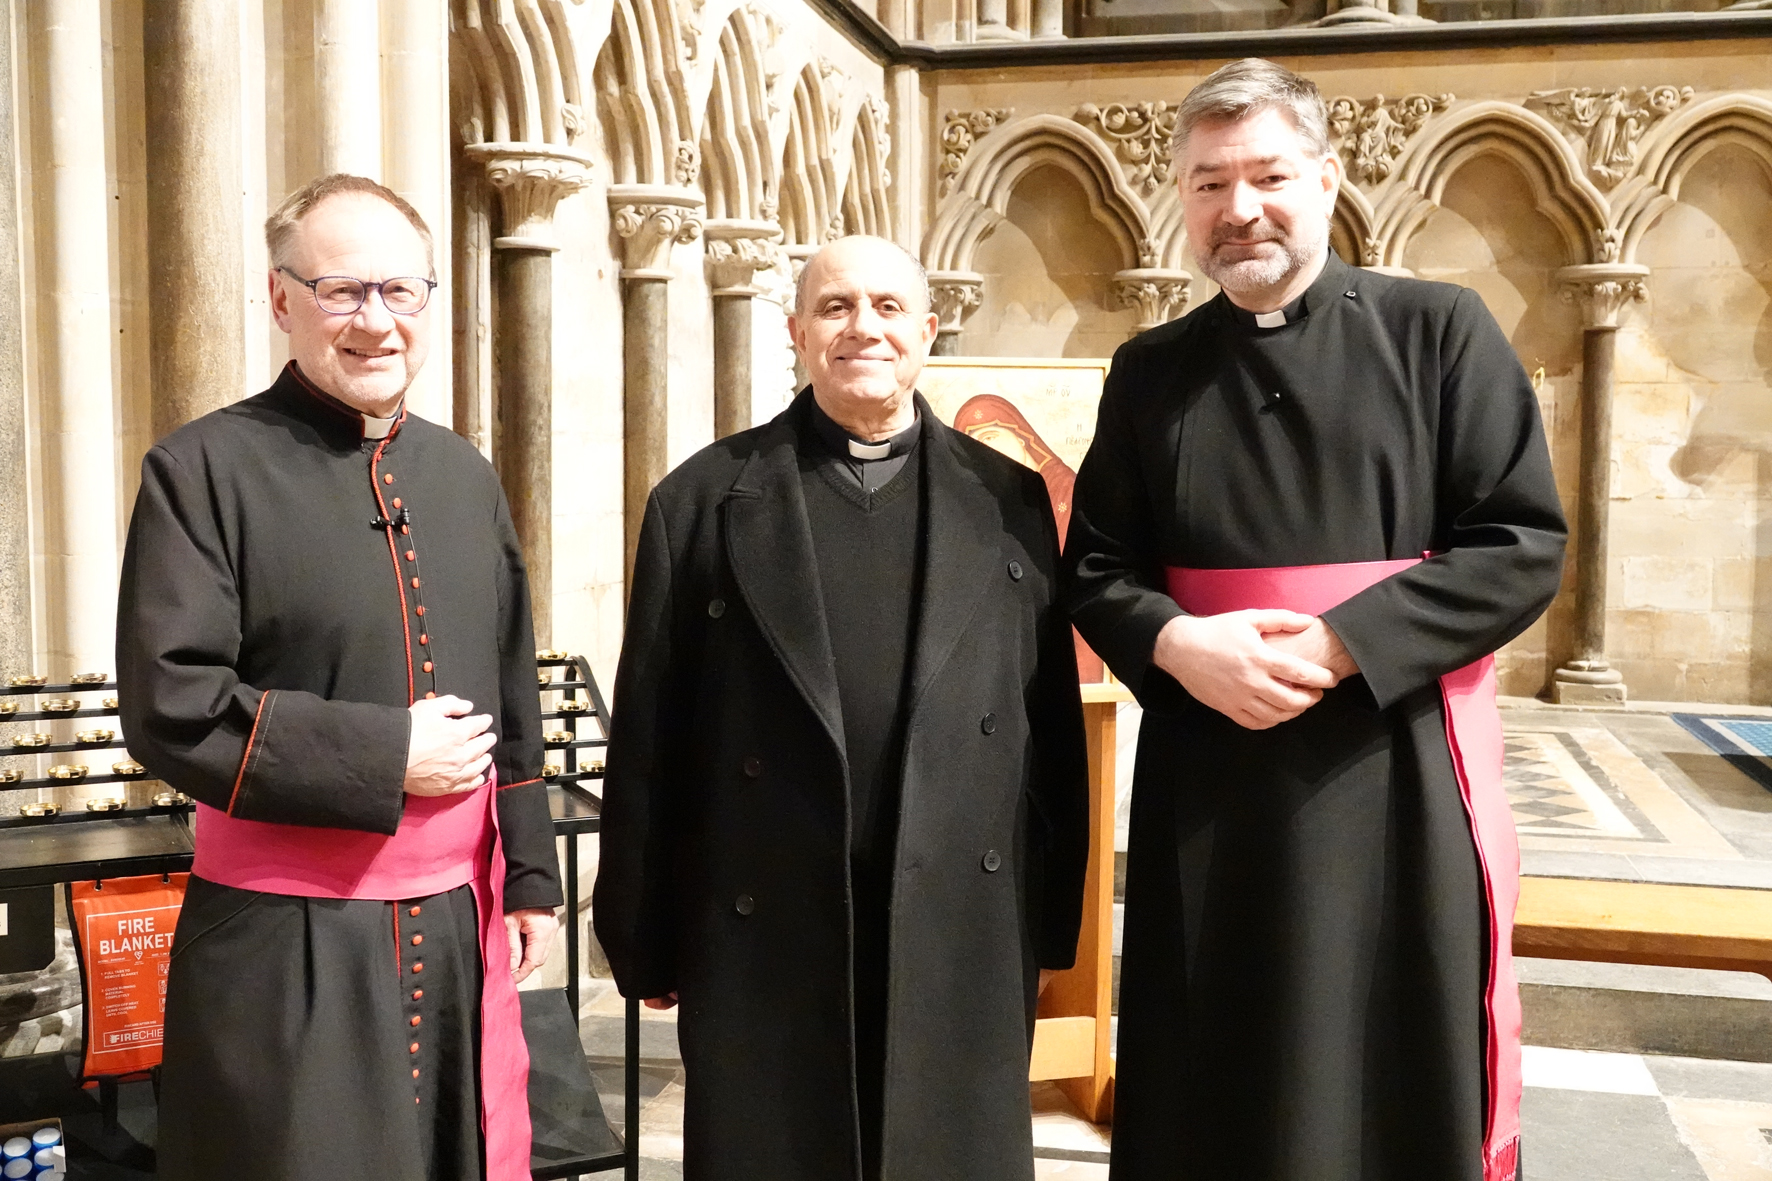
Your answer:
[1552,663,1627,706]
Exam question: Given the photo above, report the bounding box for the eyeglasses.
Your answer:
[277,267,437,315]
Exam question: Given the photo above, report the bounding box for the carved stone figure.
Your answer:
[1326,93,1452,186]
[1075,101,1179,196]
[1528,85,1694,185]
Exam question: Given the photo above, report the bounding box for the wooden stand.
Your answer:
[1028,681,1130,1123]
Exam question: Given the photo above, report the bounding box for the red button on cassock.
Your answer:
[392,498,402,509]
[412,934,423,946]
[413,1068,420,1079]
[415,605,425,617]
[409,907,421,917]
[422,661,433,673]
[384,474,394,485]
[410,1015,421,1027]
[409,1042,419,1054]
[411,577,421,589]
[412,962,423,974]
[405,550,416,562]
[413,989,423,1000]
[419,634,429,645]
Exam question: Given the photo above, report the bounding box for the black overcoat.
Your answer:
[593,390,1090,1181]
[1062,254,1566,1181]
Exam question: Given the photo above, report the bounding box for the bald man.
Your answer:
[594,235,1089,1181]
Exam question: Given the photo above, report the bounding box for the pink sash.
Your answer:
[193,779,533,1181]
[1166,559,1521,1181]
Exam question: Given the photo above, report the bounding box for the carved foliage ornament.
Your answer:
[1327,93,1452,186]
[1560,275,1647,330]
[472,149,594,242]
[611,202,704,273]
[1528,85,1694,186]
[1075,102,1179,196]
[674,140,700,187]
[1113,270,1192,331]
[706,235,781,293]
[930,278,983,331]
[938,109,1013,197]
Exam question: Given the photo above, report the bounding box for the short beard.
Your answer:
[1195,218,1326,298]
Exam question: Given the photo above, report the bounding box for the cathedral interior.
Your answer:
[0,1,1769,1178]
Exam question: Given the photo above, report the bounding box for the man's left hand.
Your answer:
[1262,618,1358,685]
[505,907,559,984]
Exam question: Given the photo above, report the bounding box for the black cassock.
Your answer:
[116,363,562,1181]
[1062,253,1565,1181]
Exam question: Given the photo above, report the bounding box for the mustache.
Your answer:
[1207,221,1288,251]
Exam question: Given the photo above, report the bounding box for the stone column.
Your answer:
[1552,263,1649,705]
[1031,0,1066,38]
[1113,268,1191,334]
[975,0,1026,39]
[144,0,244,440]
[784,245,818,391]
[928,271,983,356]
[464,144,594,645]
[0,0,26,678]
[705,220,782,440]
[381,0,451,425]
[37,0,119,675]
[315,0,381,176]
[609,186,703,584]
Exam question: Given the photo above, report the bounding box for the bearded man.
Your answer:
[595,234,1089,1181]
[1061,60,1566,1181]
[118,174,559,1181]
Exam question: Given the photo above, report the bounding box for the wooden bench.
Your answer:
[1514,876,1772,985]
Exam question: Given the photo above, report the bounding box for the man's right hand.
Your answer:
[1152,612,1337,730]
[403,695,497,796]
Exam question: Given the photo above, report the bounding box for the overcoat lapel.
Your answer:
[907,394,998,712]
[723,398,846,760]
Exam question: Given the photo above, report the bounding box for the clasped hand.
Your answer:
[404,694,497,796]
[1152,611,1358,731]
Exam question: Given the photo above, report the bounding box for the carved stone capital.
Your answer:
[1557,263,1650,329]
[607,184,705,279]
[463,143,596,250]
[1075,102,1180,196]
[1112,268,1192,332]
[704,219,783,296]
[927,270,984,335]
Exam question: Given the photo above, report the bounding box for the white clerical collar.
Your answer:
[1254,310,1288,329]
[848,438,891,460]
[362,409,400,439]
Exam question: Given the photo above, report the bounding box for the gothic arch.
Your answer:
[839,97,892,239]
[452,0,588,147]
[923,114,1153,274]
[592,0,696,185]
[1616,94,1772,262]
[1375,102,1608,269]
[779,62,843,246]
[699,7,775,219]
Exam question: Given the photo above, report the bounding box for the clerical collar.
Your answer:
[808,395,921,462]
[286,361,405,440]
[1222,248,1349,331]
[1225,290,1309,330]
[362,411,399,439]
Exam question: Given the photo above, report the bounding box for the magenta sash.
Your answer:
[192,779,533,1181]
[1165,559,1521,1181]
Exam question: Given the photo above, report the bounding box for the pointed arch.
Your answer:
[699,6,775,219]
[779,63,843,246]
[1615,94,1772,262]
[452,0,589,148]
[592,0,695,185]
[923,114,1153,274]
[839,97,892,239]
[1375,102,1609,269]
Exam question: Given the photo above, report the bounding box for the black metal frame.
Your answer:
[0,658,641,1181]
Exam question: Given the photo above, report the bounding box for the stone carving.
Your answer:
[1326,93,1452,186]
[826,212,847,243]
[679,0,707,60]
[674,140,701,186]
[937,109,1013,196]
[1361,237,1384,267]
[1075,102,1179,196]
[1558,264,1650,329]
[1528,85,1695,185]
[465,145,595,245]
[866,94,893,188]
[610,196,705,274]
[1113,268,1192,332]
[928,272,984,334]
[704,222,783,295]
[1594,228,1623,264]
[819,57,848,135]
[561,103,586,145]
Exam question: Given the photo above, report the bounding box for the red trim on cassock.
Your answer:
[498,778,542,791]
[226,690,273,816]
[370,415,416,705]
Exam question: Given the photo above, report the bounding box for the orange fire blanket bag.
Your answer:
[66,873,188,1081]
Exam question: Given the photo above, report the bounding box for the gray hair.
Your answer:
[266,173,435,273]
[1169,58,1332,161]
[793,235,931,316]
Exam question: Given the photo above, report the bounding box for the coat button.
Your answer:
[1007,561,1023,581]
[735,894,755,916]
[412,989,423,1000]
[409,1042,420,1054]
[384,473,394,485]
[981,712,997,735]
[411,934,423,946]
[708,598,726,618]
[421,661,433,673]
[412,962,423,974]
[742,756,763,778]
[982,850,1002,872]
[410,1015,421,1027]
[409,906,421,917]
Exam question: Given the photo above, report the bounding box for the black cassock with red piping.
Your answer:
[117,361,561,1181]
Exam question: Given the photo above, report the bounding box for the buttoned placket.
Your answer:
[397,901,428,1105]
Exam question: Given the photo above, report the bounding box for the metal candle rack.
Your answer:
[0,674,192,829]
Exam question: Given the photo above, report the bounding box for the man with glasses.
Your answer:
[117,174,561,1181]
